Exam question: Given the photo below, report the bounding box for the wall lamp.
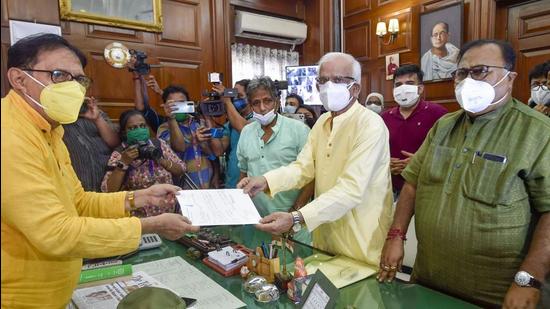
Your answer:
[376,18,399,45]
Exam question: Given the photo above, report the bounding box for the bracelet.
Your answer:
[128,191,137,211]
[386,228,407,241]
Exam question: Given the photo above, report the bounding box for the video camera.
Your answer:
[129,49,151,75]
[200,73,240,117]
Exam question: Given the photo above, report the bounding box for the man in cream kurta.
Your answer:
[239,52,393,266]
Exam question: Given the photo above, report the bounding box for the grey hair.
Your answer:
[246,76,279,100]
[318,52,362,84]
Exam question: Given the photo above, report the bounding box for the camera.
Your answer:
[136,141,162,161]
[129,49,150,75]
[273,80,289,91]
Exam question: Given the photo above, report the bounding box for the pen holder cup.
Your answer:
[246,253,280,283]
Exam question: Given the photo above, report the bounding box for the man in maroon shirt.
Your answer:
[381,64,448,198]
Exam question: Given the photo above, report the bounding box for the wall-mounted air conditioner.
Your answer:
[234,10,308,46]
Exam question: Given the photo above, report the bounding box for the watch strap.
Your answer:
[530,277,542,289]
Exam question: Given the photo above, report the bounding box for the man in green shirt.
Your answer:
[378,39,549,308]
[237,76,312,244]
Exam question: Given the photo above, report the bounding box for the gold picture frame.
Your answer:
[59,0,163,32]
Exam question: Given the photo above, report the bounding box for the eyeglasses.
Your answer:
[451,65,508,81]
[23,69,93,89]
[431,31,448,38]
[315,76,355,85]
[531,84,549,91]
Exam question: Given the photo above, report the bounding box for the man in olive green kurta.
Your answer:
[378,40,550,308]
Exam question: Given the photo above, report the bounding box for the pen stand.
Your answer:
[246,250,280,283]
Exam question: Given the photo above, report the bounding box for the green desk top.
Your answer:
[125,226,479,309]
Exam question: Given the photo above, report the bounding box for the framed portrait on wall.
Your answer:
[385,53,400,80]
[419,2,463,82]
[59,0,163,32]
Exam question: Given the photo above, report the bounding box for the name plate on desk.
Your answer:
[298,270,339,309]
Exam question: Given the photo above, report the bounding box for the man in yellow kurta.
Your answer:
[1,33,198,308]
[239,52,393,266]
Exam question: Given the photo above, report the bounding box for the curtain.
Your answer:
[231,43,299,84]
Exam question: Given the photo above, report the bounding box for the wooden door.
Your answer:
[506,0,550,104]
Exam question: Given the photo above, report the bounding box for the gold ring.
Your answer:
[390,265,397,270]
[382,265,390,271]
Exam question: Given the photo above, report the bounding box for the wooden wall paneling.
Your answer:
[7,0,60,25]
[1,0,8,26]
[302,0,333,65]
[211,0,232,83]
[358,69,370,104]
[86,25,144,43]
[230,0,305,20]
[377,7,412,57]
[507,0,550,104]
[1,42,8,97]
[344,21,370,61]
[420,0,463,12]
[344,0,370,17]
[158,59,202,101]
[156,0,200,48]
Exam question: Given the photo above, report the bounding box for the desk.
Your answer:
[125,226,479,308]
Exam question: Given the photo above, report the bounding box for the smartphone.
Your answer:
[172,101,195,114]
[208,72,223,84]
[208,127,224,138]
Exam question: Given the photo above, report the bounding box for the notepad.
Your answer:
[207,246,248,271]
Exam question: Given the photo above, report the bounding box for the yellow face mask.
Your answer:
[23,71,86,124]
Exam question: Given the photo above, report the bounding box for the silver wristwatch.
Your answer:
[290,211,302,233]
[514,271,542,289]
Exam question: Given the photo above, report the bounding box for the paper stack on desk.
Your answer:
[207,246,248,271]
[177,189,262,226]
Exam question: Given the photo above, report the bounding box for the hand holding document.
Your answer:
[177,189,262,226]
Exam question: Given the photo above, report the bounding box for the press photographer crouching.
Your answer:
[101,109,186,217]
[157,85,228,189]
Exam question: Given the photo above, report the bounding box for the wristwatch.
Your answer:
[514,271,542,289]
[116,161,129,171]
[290,211,303,233]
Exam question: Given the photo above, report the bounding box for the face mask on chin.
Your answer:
[455,71,510,114]
[253,109,277,126]
[22,71,86,124]
[319,81,355,112]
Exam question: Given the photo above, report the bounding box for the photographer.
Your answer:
[212,79,253,188]
[63,97,120,192]
[101,110,185,217]
[157,85,228,189]
[130,56,165,132]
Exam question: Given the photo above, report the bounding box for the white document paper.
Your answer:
[134,256,245,309]
[9,20,62,45]
[177,189,262,226]
[71,271,172,309]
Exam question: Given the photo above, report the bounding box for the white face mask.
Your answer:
[393,85,420,108]
[455,72,510,113]
[284,105,297,114]
[531,88,550,105]
[253,109,276,126]
[366,104,382,114]
[319,81,354,112]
